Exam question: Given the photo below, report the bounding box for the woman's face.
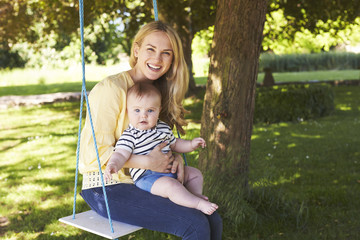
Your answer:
[133,31,174,82]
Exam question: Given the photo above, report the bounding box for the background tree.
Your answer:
[275,0,360,32]
[155,0,216,92]
[200,0,267,186]
[263,0,360,53]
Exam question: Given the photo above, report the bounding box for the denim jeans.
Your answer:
[81,183,222,240]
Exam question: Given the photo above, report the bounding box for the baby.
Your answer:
[105,82,218,215]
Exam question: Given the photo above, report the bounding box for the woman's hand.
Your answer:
[147,142,174,173]
[172,154,185,184]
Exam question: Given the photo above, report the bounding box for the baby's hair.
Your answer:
[127,83,162,102]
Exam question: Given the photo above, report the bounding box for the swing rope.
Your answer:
[73,0,115,233]
[152,0,159,21]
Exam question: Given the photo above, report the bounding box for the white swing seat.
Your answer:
[59,210,143,239]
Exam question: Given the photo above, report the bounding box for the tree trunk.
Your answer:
[200,0,267,186]
[263,67,275,86]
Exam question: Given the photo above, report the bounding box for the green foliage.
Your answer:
[274,0,360,32]
[192,26,213,76]
[254,84,334,124]
[192,26,214,57]
[0,47,26,69]
[83,14,126,65]
[11,15,128,68]
[262,7,360,54]
[259,52,360,73]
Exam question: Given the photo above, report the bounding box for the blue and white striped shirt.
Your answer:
[115,120,176,181]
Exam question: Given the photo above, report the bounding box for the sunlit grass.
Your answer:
[258,69,360,83]
[0,102,94,239]
[0,64,131,87]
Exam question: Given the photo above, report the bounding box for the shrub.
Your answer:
[0,48,26,69]
[254,84,334,123]
[259,52,360,73]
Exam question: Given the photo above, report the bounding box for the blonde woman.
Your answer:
[79,21,222,239]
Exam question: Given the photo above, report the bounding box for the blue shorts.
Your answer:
[134,170,177,192]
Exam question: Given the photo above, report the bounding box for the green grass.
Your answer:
[1,68,360,239]
[247,86,360,239]
[258,69,360,83]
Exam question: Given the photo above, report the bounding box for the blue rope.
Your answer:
[73,0,115,234]
[153,0,158,21]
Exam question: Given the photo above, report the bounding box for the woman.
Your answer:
[79,21,222,239]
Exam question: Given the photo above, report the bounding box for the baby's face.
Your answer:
[127,93,161,130]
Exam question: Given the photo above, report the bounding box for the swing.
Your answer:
[59,0,187,239]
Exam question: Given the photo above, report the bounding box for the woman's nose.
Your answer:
[154,52,161,61]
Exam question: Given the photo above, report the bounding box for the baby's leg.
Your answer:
[183,166,208,200]
[151,176,218,215]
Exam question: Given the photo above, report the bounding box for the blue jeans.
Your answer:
[81,183,222,240]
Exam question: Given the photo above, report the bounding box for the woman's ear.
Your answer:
[134,43,139,58]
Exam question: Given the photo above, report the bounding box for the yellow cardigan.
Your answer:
[79,71,134,187]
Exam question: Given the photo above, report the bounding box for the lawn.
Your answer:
[0,68,359,239]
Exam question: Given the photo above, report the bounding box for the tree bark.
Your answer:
[200,0,267,185]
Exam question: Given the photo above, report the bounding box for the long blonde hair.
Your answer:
[129,21,189,134]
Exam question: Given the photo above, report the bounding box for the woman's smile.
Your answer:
[147,63,161,71]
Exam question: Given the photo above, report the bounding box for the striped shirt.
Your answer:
[115,120,176,181]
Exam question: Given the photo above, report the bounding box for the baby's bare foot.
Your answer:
[196,199,218,215]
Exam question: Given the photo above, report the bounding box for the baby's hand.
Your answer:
[104,163,118,182]
[191,137,206,150]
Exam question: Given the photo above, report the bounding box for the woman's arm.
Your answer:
[79,77,128,173]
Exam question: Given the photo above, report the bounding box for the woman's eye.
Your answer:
[147,48,155,52]
[163,52,171,56]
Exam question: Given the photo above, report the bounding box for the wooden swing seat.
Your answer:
[59,210,142,239]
